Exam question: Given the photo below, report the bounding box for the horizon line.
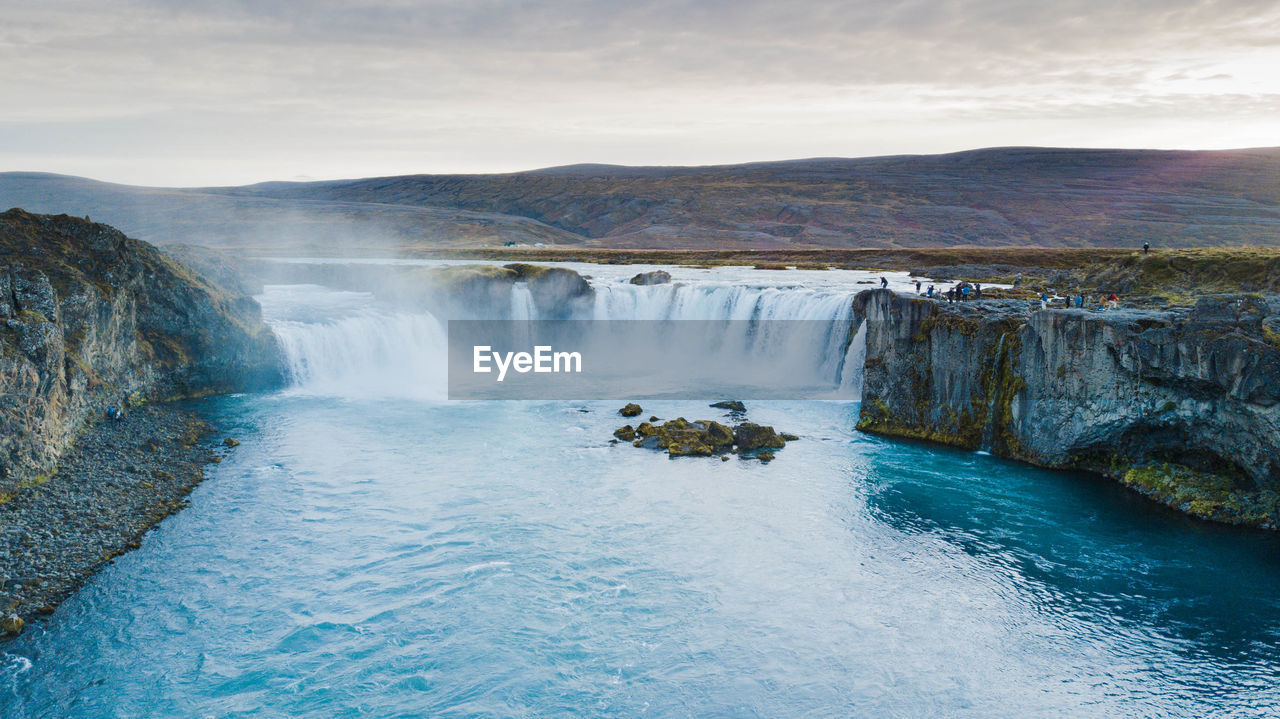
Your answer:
[4,144,1279,191]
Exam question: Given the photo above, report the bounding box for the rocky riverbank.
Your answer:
[0,403,232,636]
[854,288,1280,527]
[1,210,284,637]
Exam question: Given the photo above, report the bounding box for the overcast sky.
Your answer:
[2,0,1278,186]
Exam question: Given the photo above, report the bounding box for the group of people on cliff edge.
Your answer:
[894,277,984,303]
[1038,292,1120,311]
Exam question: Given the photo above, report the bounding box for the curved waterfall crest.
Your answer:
[262,275,870,399]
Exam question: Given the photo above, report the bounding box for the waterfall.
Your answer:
[262,285,449,399]
[589,283,862,396]
[591,283,855,323]
[838,320,868,398]
[979,333,1008,451]
[271,312,449,399]
[260,276,868,400]
[510,282,537,321]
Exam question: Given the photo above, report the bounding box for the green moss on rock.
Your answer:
[1119,462,1280,527]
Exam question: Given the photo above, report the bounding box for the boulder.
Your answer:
[710,400,746,412]
[629,270,672,286]
[666,431,714,456]
[0,613,23,636]
[619,403,643,417]
[703,421,735,449]
[733,423,786,450]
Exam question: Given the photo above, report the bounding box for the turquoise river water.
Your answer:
[3,264,1279,717]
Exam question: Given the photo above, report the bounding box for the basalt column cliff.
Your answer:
[854,288,1280,527]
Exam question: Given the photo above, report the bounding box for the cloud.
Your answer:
[1,0,1278,184]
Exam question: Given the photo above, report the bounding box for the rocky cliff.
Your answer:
[0,210,282,498]
[854,289,1280,527]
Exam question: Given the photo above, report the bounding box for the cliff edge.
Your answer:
[0,209,283,498]
[854,289,1280,527]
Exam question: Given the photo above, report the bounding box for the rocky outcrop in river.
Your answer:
[854,289,1280,527]
[0,210,282,499]
[235,258,595,319]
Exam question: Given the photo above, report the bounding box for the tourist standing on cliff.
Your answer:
[916,280,922,294]
[881,277,888,289]
[1143,242,1150,254]
[974,283,983,299]
[1108,293,1119,310]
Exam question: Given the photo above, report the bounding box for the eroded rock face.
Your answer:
[0,210,283,496]
[854,288,1280,526]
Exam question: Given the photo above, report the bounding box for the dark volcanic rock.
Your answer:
[629,270,672,285]
[619,403,643,417]
[710,400,746,412]
[503,263,595,318]
[615,416,786,460]
[733,423,786,451]
[853,288,1280,527]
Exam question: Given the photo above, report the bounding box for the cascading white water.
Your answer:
[839,320,868,397]
[592,282,855,322]
[262,285,449,400]
[260,274,869,400]
[272,313,449,399]
[510,283,537,321]
[591,283,864,397]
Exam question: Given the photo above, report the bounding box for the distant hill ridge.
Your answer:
[3,147,1279,252]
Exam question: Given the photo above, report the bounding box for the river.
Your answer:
[4,264,1279,717]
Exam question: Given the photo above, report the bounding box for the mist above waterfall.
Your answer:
[259,263,882,401]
